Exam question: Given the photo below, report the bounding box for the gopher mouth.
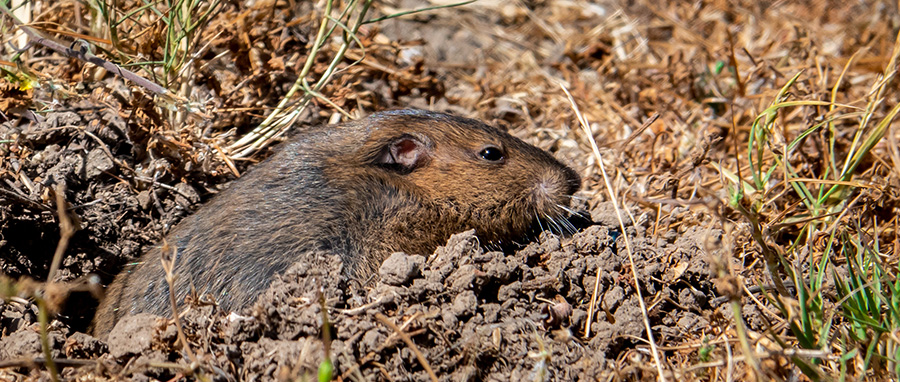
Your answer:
[521,169,585,237]
[475,167,585,250]
[487,200,590,252]
[524,207,591,239]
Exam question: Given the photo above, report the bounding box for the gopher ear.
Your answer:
[376,135,430,173]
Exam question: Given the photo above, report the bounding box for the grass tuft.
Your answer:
[724,30,900,379]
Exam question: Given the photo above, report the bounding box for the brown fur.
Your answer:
[92,109,580,334]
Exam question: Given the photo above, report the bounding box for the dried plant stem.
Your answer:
[561,84,669,382]
[33,184,76,382]
[374,313,439,382]
[0,357,95,368]
[0,3,174,98]
[340,311,423,379]
[728,297,760,379]
[227,0,473,158]
[160,244,198,364]
[227,0,372,157]
[48,184,75,283]
[35,298,59,382]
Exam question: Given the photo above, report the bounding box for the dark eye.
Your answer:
[478,146,505,163]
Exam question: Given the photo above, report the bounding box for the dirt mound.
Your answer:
[1,201,718,380]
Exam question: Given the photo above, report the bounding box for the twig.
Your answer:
[0,186,51,211]
[0,3,178,101]
[374,313,438,382]
[48,184,76,283]
[334,295,387,315]
[617,113,659,152]
[80,129,135,174]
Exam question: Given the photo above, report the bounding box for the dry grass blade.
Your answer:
[226,0,368,157]
[560,84,668,381]
[0,358,95,368]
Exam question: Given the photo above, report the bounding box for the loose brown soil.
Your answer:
[2,0,899,381]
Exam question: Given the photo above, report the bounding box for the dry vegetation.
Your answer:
[2,0,900,380]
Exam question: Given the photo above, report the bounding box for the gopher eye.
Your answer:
[478,145,505,163]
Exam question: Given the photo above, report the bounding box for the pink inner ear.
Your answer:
[392,138,425,169]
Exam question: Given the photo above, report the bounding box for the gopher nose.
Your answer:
[533,167,580,204]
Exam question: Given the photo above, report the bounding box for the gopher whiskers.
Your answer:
[566,194,589,202]
[541,201,584,236]
[559,214,578,235]
[542,212,565,235]
[556,204,580,216]
[533,211,547,234]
